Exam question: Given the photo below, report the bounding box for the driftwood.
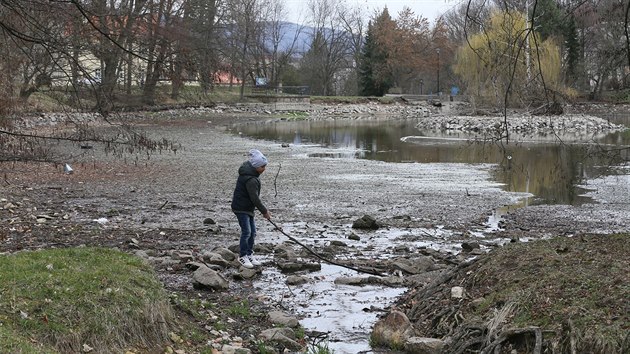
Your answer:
[267,219,386,277]
[481,326,543,354]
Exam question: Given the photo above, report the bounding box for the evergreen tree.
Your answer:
[358,9,394,96]
[533,0,564,41]
[563,14,581,88]
[532,0,581,89]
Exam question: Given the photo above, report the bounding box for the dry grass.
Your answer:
[401,233,630,353]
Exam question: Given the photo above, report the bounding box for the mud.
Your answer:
[1,105,629,352]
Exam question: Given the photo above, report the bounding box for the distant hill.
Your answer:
[263,21,313,56]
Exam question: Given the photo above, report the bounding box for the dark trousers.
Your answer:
[235,212,256,257]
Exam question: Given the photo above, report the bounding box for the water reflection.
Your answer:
[231,119,629,206]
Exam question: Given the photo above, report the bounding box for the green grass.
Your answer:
[0,247,174,353]
[227,300,251,318]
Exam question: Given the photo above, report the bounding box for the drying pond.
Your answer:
[231,117,630,206]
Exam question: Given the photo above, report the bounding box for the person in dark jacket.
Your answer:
[231,149,272,268]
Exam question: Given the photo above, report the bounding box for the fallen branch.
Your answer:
[481,326,543,354]
[267,219,386,277]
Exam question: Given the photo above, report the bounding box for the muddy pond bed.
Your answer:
[2,103,630,353]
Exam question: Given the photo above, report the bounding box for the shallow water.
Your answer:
[231,118,630,206]
[252,219,511,353]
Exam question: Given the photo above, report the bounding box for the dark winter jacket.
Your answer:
[231,161,268,216]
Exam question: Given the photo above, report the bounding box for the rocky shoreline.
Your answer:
[15,100,628,138]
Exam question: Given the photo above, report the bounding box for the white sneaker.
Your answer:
[248,254,262,266]
[238,256,253,269]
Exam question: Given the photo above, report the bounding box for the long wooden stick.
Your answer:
[267,219,386,277]
[273,163,281,198]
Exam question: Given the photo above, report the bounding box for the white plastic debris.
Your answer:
[93,217,109,225]
[451,286,464,299]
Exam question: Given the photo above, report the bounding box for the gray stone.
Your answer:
[259,328,302,351]
[134,250,150,259]
[192,265,228,291]
[451,286,464,299]
[239,267,258,279]
[392,256,435,275]
[352,214,380,229]
[171,250,194,262]
[274,245,298,261]
[213,247,236,261]
[334,276,369,286]
[201,251,230,267]
[220,345,251,354]
[268,311,299,328]
[470,297,486,309]
[404,337,445,354]
[369,276,405,286]
[347,232,361,241]
[461,242,480,252]
[286,275,308,286]
[277,261,321,273]
[185,261,205,271]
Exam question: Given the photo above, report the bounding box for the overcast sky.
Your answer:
[284,0,462,24]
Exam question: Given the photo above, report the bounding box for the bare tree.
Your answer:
[221,0,267,99]
[141,0,183,104]
[337,1,365,95]
[73,0,150,114]
[263,0,304,90]
[0,0,177,164]
[302,0,353,96]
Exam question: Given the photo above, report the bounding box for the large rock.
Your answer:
[277,261,321,273]
[274,245,298,261]
[286,275,308,286]
[371,310,415,349]
[192,265,228,291]
[213,247,236,261]
[352,215,380,230]
[334,276,369,285]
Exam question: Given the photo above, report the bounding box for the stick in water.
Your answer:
[267,219,385,277]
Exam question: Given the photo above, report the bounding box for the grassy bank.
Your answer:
[0,247,174,353]
[399,233,630,353]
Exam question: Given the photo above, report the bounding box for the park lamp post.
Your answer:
[436,48,440,95]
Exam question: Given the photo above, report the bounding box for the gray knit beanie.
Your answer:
[248,149,268,168]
